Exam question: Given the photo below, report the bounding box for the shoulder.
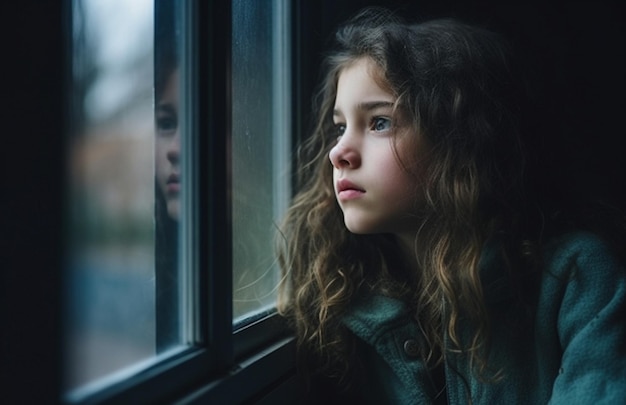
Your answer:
[342,293,410,344]
[542,231,624,280]
[539,231,625,313]
[537,235,626,402]
[538,231,625,342]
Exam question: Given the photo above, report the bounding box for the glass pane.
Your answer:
[64,0,188,394]
[154,0,184,355]
[231,0,291,324]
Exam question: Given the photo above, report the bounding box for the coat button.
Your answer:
[403,339,420,358]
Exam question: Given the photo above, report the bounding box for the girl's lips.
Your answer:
[166,183,180,194]
[166,174,180,194]
[338,189,365,200]
[336,178,365,200]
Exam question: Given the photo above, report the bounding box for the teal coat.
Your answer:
[343,233,626,404]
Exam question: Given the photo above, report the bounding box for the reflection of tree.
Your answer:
[73,0,154,131]
[69,0,155,243]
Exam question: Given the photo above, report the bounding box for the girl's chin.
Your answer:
[167,200,180,221]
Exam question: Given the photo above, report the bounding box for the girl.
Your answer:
[277,8,625,404]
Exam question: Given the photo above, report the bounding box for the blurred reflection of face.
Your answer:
[155,70,180,220]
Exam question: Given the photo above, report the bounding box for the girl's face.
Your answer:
[329,58,429,239]
[155,70,180,220]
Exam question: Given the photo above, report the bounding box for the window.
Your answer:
[60,0,296,403]
[63,0,195,401]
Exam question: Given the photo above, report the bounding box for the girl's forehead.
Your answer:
[335,61,391,105]
[336,57,393,97]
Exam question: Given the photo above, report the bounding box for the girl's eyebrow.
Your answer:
[333,100,395,117]
[156,103,176,114]
[357,100,395,111]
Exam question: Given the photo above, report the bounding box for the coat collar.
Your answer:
[343,236,516,335]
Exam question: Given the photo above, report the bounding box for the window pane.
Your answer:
[232,0,291,324]
[65,0,189,394]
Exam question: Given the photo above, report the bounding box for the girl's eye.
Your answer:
[334,123,346,138]
[371,117,392,132]
[156,114,178,134]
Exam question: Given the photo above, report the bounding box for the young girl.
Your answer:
[277,8,625,404]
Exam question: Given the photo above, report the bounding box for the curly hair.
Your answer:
[277,7,539,384]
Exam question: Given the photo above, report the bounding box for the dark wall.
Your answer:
[2,1,66,403]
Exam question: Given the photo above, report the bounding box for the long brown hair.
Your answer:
[277,7,538,384]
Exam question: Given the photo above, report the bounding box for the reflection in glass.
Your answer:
[232,0,291,324]
[65,0,184,394]
[154,0,181,354]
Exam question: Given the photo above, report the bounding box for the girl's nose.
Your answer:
[329,137,360,169]
[167,131,181,164]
